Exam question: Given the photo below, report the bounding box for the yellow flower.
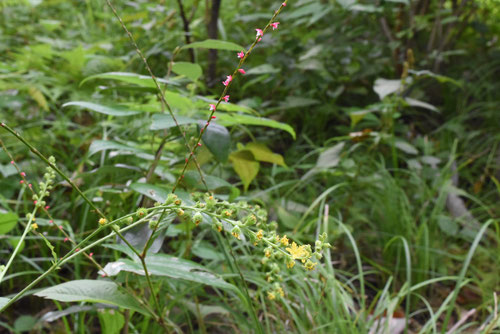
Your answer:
[277,287,284,297]
[286,258,295,269]
[217,225,222,232]
[265,249,271,258]
[232,231,241,240]
[267,291,276,300]
[280,235,289,246]
[304,259,317,271]
[98,218,107,225]
[31,223,38,230]
[286,242,308,260]
[256,230,264,240]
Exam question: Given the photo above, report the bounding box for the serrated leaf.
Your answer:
[63,101,142,116]
[229,150,259,191]
[181,39,244,52]
[0,212,18,234]
[34,280,147,315]
[198,122,230,163]
[245,142,286,166]
[171,62,202,81]
[216,113,296,139]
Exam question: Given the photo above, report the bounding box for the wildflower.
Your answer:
[197,143,202,147]
[280,235,289,246]
[271,22,280,30]
[98,218,107,225]
[286,242,308,260]
[209,104,216,111]
[237,51,245,59]
[222,75,232,86]
[256,229,264,240]
[282,2,286,6]
[256,29,263,37]
[49,220,53,224]
[20,172,26,177]
[304,259,317,271]
[286,257,295,269]
[267,291,276,300]
[277,287,284,297]
[10,161,14,164]
[20,180,24,184]
[31,223,38,230]
[231,226,241,240]
[89,252,94,257]
[212,115,216,119]
[64,237,69,242]
[223,95,230,102]
[265,247,272,257]
[238,69,246,75]
[176,209,185,217]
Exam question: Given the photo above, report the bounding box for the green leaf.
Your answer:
[395,140,418,155]
[229,151,259,191]
[34,280,147,315]
[80,72,176,88]
[63,101,142,116]
[14,315,38,332]
[150,114,198,130]
[98,309,125,334]
[244,142,286,166]
[100,254,238,293]
[183,171,233,190]
[130,183,170,203]
[198,122,230,163]
[0,212,18,234]
[171,62,202,81]
[181,39,244,52]
[0,297,10,309]
[216,113,296,139]
[88,140,147,157]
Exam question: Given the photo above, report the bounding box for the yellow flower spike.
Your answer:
[31,223,38,230]
[280,235,289,246]
[256,230,264,240]
[98,218,107,225]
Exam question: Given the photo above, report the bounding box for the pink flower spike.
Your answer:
[209,104,216,111]
[223,95,230,102]
[238,69,246,75]
[271,22,280,30]
[222,75,233,86]
[237,51,245,59]
[20,172,26,177]
[256,29,263,37]
[64,237,69,242]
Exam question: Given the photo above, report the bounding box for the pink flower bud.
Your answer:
[282,2,286,6]
[45,205,50,210]
[209,104,216,111]
[20,172,26,177]
[197,143,202,147]
[64,237,69,242]
[237,51,245,59]
[20,180,24,184]
[238,69,246,75]
[28,184,32,188]
[89,252,94,257]
[256,29,263,37]
[49,220,53,224]
[271,22,280,30]
[212,115,216,119]
[223,95,230,102]
[58,225,63,230]
[10,161,14,164]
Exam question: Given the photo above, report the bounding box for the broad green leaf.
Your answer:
[0,212,18,234]
[0,163,17,177]
[229,150,259,191]
[100,254,238,292]
[246,64,280,75]
[14,315,38,332]
[88,140,147,157]
[181,39,244,52]
[183,300,229,318]
[373,78,403,100]
[183,171,232,190]
[63,101,142,116]
[198,122,230,162]
[278,96,319,109]
[80,72,176,88]
[34,280,147,315]
[245,142,286,166]
[98,309,125,334]
[150,114,198,130]
[216,113,296,139]
[171,62,202,81]
[395,140,418,155]
[277,206,300,229]
[130,183,169,203]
